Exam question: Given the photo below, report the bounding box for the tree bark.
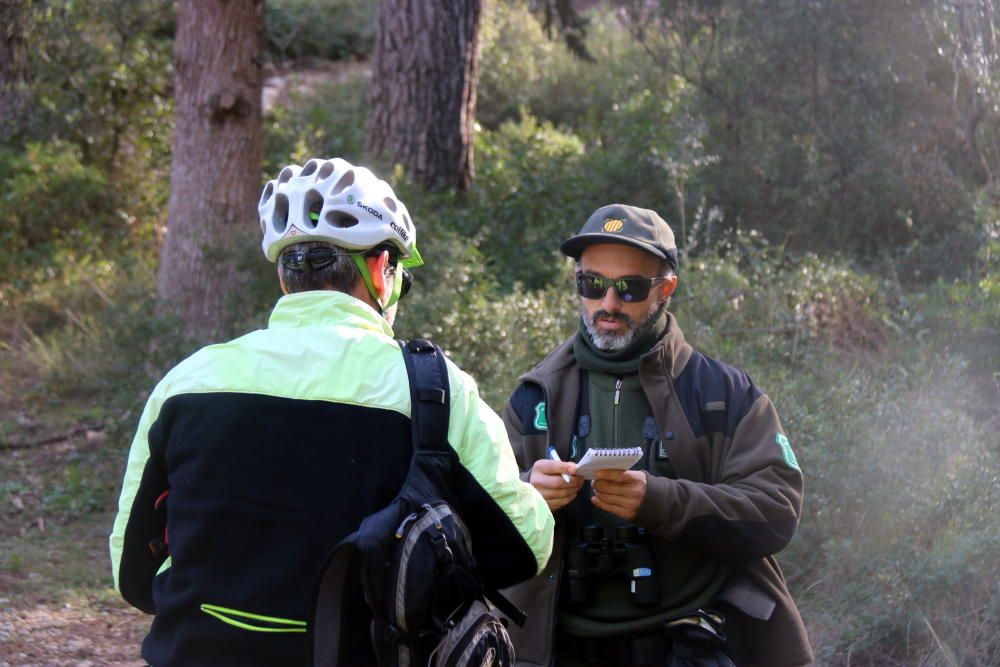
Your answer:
[157,0,264,339]
[0,0,31,143]
[367,0,482,192]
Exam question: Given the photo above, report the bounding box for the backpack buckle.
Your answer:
[405,338,435,354]
[430,530,454,568]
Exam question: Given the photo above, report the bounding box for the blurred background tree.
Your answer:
[367,0,484,191]
[156,0,265,339]
[1,1,997,664]
[0,0,31,143]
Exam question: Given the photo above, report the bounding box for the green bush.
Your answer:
[263,68,371,175]
[782,354,1000,664]
[407,90,710,293]
[21,1,174,171]
[0,142,121,296]
[479,2,663,131]
[265,0,374,63]
[464,115,589,288]
[908,201,1000,380]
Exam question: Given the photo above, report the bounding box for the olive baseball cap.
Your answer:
[560,204,678,268]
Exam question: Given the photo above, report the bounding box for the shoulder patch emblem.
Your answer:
[533,401,548,431]
[775,433,800,471]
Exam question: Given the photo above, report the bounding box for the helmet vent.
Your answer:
[304,189,323,229]
[260,181,274,206]
[277,167,295,184]
[331,170,355,195]
[326,211,359,228]
[402,212,413,232]
[317,161,336,180]
[301,160,319,178]
[383,196,398,213]
[259,218,266,233]
[272,194,289,233]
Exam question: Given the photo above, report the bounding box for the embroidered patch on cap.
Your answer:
[775,433,800,471]
[533,401,548,431]
[603,218,624,232]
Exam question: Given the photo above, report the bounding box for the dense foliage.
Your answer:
[2,1,998,664]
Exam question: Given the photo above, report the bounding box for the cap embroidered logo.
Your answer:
[603,218,625,232]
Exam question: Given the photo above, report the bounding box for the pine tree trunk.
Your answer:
[367,0,483,192]
[157,0,264,339]
[0,0,30,143]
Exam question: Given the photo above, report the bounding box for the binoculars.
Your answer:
[566,524,659,606]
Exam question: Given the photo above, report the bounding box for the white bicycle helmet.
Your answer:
[258,157,422,267]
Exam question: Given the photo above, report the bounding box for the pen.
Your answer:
[547,446,573,483]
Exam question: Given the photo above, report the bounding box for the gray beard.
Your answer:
[581,297,666,352]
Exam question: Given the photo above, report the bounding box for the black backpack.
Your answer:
[308,339,526,667]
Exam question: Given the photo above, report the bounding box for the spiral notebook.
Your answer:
[574,446,643,479]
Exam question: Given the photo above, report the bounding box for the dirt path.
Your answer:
[1,425,149,666]
[0,598,147,667]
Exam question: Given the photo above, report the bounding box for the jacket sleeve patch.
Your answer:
[509,382,546,435]
[533,401,548,431]
[776,433,800,471]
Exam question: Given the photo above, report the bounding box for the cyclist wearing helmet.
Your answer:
[110,158,554,667]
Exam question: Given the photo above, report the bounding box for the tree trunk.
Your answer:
[157,0,264,340]
[367,0,483,192]
[0,0,31,143]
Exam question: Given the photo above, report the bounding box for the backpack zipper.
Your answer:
[395,512,419,538]
[390,503,457,634]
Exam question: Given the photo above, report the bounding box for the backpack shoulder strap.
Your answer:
[398,338,450,452]
[307,539,358,667]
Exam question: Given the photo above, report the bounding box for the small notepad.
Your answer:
[574,446,643,479]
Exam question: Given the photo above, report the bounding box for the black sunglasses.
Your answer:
[575,272,667,303]
[399,268,413,300]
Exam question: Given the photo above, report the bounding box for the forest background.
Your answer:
[0,1,998,665]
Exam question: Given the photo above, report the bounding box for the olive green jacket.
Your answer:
[500,314,813,667]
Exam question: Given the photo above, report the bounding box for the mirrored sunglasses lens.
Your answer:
[618,278,653,302]
[576,274,605,299]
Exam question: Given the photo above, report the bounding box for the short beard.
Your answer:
[582,297,668,352]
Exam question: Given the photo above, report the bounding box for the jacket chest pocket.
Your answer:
[648,433,678,479]
[647,413,706,481]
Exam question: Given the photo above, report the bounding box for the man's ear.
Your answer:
[364,251,390,301]
[661,274,678,298]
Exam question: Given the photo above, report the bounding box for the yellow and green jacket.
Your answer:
[109,290,554,667]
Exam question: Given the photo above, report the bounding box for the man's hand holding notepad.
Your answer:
[574,446,643,479]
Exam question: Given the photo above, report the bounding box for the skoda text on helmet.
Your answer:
[258,157,423,268]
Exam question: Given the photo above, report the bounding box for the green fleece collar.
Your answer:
[268,290,394,338]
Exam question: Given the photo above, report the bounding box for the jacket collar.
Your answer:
[521,312,690,387]
[267,290,394,338]
[518,312,692,458]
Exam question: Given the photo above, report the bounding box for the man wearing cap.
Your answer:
[500,205,812,666]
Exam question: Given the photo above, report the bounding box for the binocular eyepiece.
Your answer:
[566,524,659,606]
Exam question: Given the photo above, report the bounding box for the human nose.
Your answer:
[600,282,622,310]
